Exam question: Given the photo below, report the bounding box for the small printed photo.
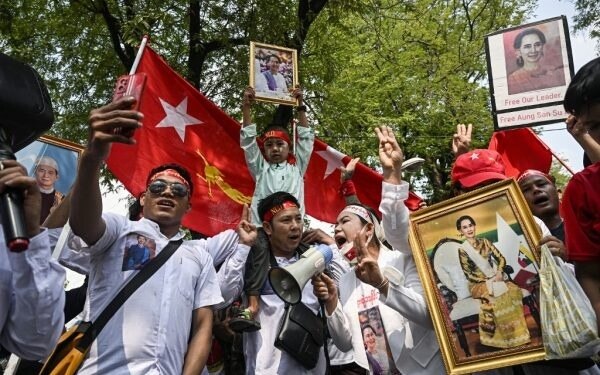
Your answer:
[122,234,157,271]
[359,307,400,375]
[250,42,298,105]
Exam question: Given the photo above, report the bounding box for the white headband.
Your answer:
[341,205,372,223]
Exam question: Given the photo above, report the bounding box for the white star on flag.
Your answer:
[156,97,203,142]
[470,152,479,160]
[315,145,346,179]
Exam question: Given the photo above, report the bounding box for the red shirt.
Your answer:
[563,162,600,262]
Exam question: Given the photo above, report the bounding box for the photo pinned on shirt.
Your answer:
[408,179,545,374]
[122,233,157,271]
[249,42,298,106]
[484,16,574,130]
[358,307,400,375]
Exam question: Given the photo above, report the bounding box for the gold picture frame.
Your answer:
[408,179,545,374]
[250,41,298,105]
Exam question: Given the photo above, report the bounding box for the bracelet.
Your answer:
[375,277,389,290]
[296,105,307,112]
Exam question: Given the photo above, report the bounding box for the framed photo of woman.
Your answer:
[408,179,545,374]
[250,42,298,105]
[15,135,84,224]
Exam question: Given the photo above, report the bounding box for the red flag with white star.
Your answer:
[304,140,424,223]
[106,46,255,235]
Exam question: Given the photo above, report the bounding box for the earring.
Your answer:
[516,56,524,67]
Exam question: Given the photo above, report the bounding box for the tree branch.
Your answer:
[98,0,132,70]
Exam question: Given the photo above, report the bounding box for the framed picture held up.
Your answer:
[408,179,545,374]
[15,135,84,224]
[250,42,298,105]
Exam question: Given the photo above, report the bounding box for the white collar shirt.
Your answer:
[63,213,224,375]
[0,227,65,360]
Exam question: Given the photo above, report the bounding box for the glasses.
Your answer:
[147,180,189,198]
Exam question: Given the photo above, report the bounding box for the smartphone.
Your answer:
[112,73,147,136]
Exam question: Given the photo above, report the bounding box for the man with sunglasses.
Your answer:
[65,97,257,375]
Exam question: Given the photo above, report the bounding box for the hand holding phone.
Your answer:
[112,73,147,137]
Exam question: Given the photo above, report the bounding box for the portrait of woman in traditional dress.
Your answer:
[456,215,531,349]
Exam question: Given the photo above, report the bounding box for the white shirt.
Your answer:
[0,227,65,360]
[240,124,314,226]
[327,182,445,375]
[220,244,347,374]
[63,213,224,375]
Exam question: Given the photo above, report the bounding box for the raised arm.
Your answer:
[452,123,472,157]
[70,97,142,245]
[241,86,255,127]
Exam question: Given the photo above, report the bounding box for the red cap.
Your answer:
[451,149,507,189]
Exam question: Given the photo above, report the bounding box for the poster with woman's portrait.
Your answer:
[249,42,298,105]
[408,179,545,374]
[485,16,574,129]
[15,135,83,224]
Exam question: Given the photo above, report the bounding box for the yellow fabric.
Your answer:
[39,324,90,375]
[460,238,531,349]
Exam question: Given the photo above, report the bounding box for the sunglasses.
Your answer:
[147,180,189,198]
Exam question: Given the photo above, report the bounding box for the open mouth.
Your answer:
[335,235,347,247]
[533,196,549,206]
[157,199,175,208]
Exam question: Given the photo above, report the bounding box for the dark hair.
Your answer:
[257,192,300,222]
[145,163,194,196]
[456,215,475,230]
[128,197,143,221]
[266,54,281,64]
[513,28,546,49]
[564,57,600,116]
[361,324,376,336]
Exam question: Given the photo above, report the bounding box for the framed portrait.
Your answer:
[408,179,545,374]
[15,135,84,223]
[250,42,298,105]
[485,16,575,130]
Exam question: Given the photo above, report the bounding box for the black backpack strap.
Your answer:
[76,239,184,350]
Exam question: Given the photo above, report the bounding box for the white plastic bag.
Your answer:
[539,244,600,359]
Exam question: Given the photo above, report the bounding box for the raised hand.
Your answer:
[340,157,360,182]
[291,85,303,104]
[374,125,403,185]
[354,225,386,290]
[86,96,143,162]
[242,86,256,108]
[236,204,257,246]
[452,123,472,156]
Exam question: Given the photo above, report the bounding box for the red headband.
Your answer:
[149,169,190,189]
[517,169,552,184]
[263,130,290,144]
[256,131,297,165]
[262,201,298,222]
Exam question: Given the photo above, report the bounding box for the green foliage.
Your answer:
[573,0,600,50]
[303,0,533,202]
